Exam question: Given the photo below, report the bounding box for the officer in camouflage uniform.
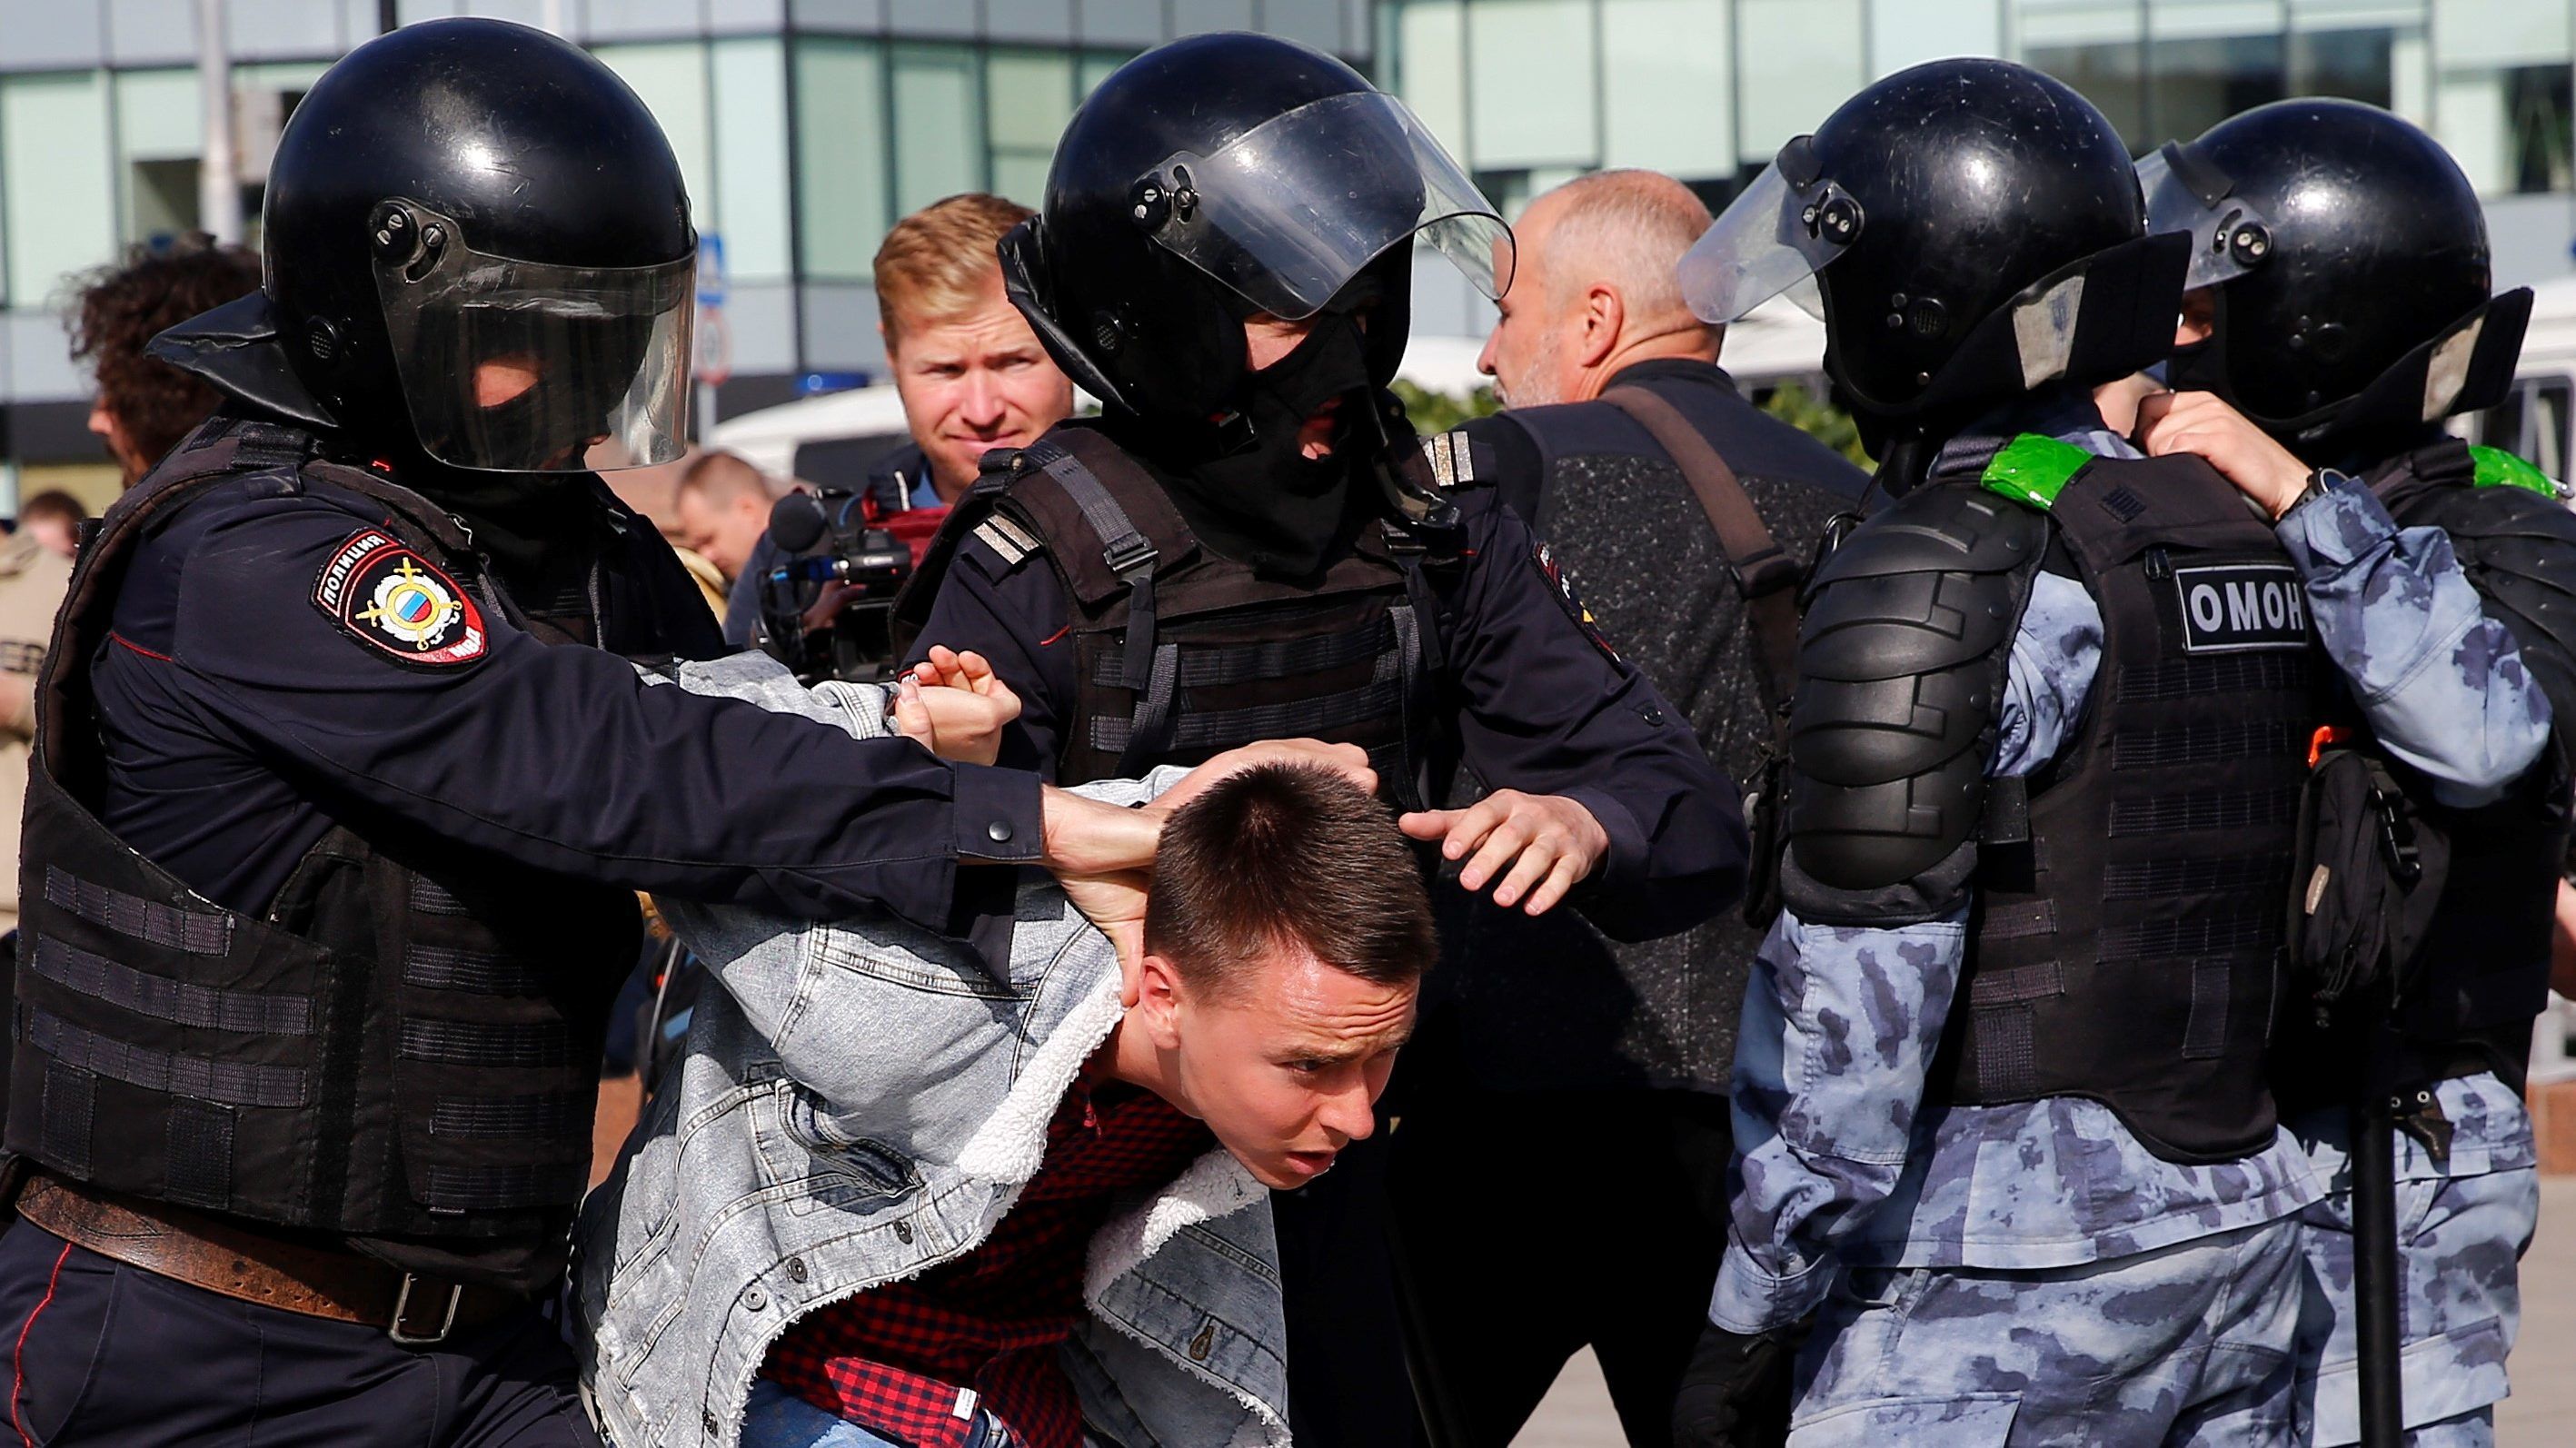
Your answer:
[2140,99,2571,1448]
[1666,62,2552,1448]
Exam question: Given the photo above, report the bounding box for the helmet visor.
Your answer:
[373,203,692,472]
[1138,91,1513,321]
[2137,144,2273,292]
[1678,155,1863,325]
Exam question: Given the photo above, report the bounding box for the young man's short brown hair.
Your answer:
[1145,764,1435,998]
[67,234,262,471]
[873,193,1035,349]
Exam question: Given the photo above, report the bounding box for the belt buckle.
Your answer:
[389,1273,462,1346]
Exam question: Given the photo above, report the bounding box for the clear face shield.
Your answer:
[1678,137,1861,325]
[2136,143,2273,292]
[370,200,693,472]
[1131,90,1514,321]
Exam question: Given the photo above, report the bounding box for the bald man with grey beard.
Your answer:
[1390,170,1869,1448]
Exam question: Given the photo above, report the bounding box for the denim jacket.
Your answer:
[574,654,1288,1448]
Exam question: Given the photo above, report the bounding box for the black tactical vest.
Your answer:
[2272,437,2574,1100]
[950,425,1434,791]
[9,419,641,1251]
[1943,445,2326,1164]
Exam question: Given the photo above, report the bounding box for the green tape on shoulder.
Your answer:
[2467,444,2561,499]
[1980,433,2093,511]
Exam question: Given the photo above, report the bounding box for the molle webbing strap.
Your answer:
[1599,386,1800,715]
[45,868,230,957]
[402,944,550,996]
[1088,665,1408,758]
[22,935,313,1036]
[1084,617,1397,689]
[430,1093,587,1139]
[421,1160,587,1213]
[398,1018,576,1069]
[23,1006,309,1109]
[1035,436,1164,669]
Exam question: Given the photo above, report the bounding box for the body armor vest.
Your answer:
[2272,438,2573,1102]
[970,426,1433,789]
[1944,444,2325,1164]
[9,418,640,1252]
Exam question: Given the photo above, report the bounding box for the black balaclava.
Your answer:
[1119,259,1408,580]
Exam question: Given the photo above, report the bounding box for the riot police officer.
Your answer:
[0,21,1166,1444]
[2138,98,2567,1448]
[1665,60,2547,1444]
[894,32,1746,1443]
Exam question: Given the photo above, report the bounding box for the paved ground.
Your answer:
[1516,1175,2576,1445]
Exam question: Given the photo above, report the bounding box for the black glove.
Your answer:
[1670,1317,1801,1448]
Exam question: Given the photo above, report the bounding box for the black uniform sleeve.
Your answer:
[900,531,1079,781]
[1438,492,1747,938]
[159,491,1041,930]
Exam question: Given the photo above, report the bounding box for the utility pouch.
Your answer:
[2287,730,2450,1014]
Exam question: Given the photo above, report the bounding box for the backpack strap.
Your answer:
[1598,385,1800,715]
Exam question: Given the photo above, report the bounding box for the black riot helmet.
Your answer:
[1683,58,2185,444]
[2145,99,2530,460]
[1000,32,1511,425]
[152,18,695,472]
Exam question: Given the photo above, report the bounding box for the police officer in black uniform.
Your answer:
[1394,175,1867,1445]
[894,32,1747,1444]
[2140,98,2574,1445]
[0,22,1169,1444]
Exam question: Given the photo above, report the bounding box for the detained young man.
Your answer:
[573,649,1431,1448]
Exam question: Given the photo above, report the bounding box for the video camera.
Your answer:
[751,487,919,684]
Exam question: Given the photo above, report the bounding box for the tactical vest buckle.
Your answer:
[389,1273,464,1345]
[1102,536,1159,581]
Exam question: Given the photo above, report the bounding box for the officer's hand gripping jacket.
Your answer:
[1784,439,2327,1164]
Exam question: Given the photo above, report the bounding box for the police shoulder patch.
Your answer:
[313,529,490,668]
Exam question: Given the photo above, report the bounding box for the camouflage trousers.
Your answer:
[1785,1219,2304,1446]
[2291,1138,2539,1445]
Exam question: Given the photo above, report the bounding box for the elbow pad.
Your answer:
[1782,485,2044,912]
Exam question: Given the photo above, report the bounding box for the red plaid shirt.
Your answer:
[761,1076,1214,1448]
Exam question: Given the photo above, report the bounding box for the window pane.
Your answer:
[1467,0,1598,171]
[988,48,1074,208]
[114,69,203,247]
[593,43,714,240]
[2149,34,2284,146]
[1736,0,1864,166]
[712,37,793,282]
[2027,43,2146,149]
[2506,64,2574,195]
[890,42,985,217]
[2290,27,2392,108]
[3,73,116,308]
[1601,0,1731,181]
[1387,0,1467,164]
[793,37,889,281]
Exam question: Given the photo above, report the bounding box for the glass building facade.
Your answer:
[1382,0,2576,336]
